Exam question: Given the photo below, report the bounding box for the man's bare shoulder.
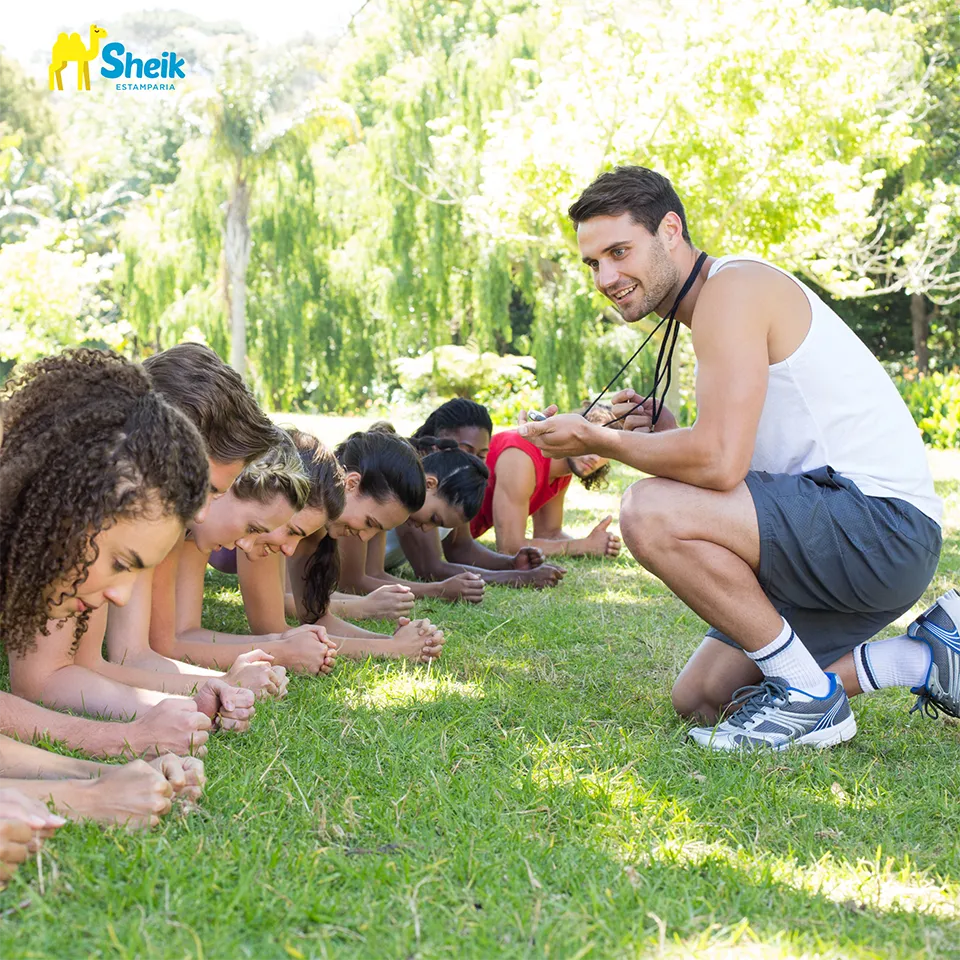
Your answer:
[696,260,810,362]
[702,260,807,310]
[494,446,537,489]
[691,264,770,345]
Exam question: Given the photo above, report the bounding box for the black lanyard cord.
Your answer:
[582,250,708,429]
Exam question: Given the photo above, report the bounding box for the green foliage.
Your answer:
[393,344,541,425]
[2,0,953,409]
[0,54,57,156]
[814,0,960,368]
[894,369,960,448]
[316,0,930,409]
[0,223,121,362]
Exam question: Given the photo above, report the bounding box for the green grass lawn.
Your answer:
[3,444,959,960]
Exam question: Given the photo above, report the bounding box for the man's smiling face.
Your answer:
[577,212,681,323]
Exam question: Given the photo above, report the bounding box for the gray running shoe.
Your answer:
[688,673,856,751]
[909,588,960,719]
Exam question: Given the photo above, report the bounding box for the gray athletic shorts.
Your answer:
[708,466,942,667]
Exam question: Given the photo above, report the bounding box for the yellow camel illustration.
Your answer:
[49,24,108,91]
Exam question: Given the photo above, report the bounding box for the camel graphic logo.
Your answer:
[49,24,107,91]
[48,24,185,92]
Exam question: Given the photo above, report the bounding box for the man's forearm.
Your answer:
[594,426,734,490]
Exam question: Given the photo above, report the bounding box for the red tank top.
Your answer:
[470,431,572,538]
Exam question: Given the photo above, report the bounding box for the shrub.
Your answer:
[393,345,541,426]
[893,369,960,449]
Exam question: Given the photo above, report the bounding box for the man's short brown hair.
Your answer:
[143,343,276,465]
[568,166,691,243]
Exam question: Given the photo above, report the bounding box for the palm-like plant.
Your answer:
[182,49,361,378]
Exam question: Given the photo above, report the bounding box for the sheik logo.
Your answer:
[49,24,108,90]
[49,24,185,92]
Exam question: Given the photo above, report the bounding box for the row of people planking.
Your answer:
[0,344,619,883]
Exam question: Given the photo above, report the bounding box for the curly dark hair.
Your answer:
[576,401,615,490]
[0,349,209,656]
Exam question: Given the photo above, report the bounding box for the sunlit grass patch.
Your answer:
[341,669,485,710]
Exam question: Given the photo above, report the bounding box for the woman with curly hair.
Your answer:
[4,350,257,740]
[0,350,223,833]
[213,429,446,663]
[146,435,337,675]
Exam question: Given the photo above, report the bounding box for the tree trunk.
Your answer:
[225,174,252,377]
[911,292,930,375]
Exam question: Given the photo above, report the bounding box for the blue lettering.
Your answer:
[125,51,144,78]
[100,42,125,79]
[100,43,186,82]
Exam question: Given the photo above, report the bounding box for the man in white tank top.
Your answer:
[520,166,953,751]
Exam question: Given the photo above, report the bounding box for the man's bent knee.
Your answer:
[620,478,683,564]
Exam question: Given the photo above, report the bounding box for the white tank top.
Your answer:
[707,255,941,525]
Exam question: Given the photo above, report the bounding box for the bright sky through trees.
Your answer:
[3,0,365,73]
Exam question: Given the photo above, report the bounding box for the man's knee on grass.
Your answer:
[671,669,724,724]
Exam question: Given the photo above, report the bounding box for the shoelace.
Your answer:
[723,678,790,729]
[908,689,941,720]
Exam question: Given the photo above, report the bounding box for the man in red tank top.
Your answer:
[470,411,622,559]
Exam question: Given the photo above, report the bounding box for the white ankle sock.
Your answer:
[746,618,830,696]
[854,634,932,693]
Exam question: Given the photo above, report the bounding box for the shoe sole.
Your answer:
[690,712,858,752]
[774,712,858,751]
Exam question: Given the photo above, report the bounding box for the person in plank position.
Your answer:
[211,430,446,662]
[0,351,210,830]
[6,351,257,737]
[471,405,621,559]
[520,165,945,751]
[379,400,567,589]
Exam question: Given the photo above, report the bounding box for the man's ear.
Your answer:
[425,475,439,492]
[658,211,685,250]
[344,471,362,493]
